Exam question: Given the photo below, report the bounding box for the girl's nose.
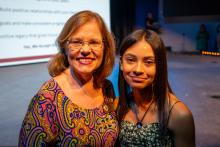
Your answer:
[133,62,144,75]
[133,71,143,76]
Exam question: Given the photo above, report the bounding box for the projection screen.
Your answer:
[0,0,110,66]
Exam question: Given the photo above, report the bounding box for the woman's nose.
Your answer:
[80,44,91,56]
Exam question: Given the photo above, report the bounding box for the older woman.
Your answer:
[18,10,118,146]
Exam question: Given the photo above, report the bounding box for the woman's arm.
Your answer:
[18,93,58,147]
[168,101,195,147]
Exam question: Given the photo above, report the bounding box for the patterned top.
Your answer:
[18,78,119,147]
[119,121,174,147]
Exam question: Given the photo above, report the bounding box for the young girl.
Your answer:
[117,29,195,146]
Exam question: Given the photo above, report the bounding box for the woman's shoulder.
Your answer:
[168,93,194,130]
[36,78,60,99]
[102,79,116,99]
[26,78,58,111]
[38,78,57,92]
[103,79,114,88]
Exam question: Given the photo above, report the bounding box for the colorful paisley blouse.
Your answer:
[18,78,119,147]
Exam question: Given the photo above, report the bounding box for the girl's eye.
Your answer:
[125,57,135,63]
[144,60,155,65]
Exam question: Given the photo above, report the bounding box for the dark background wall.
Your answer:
[110,0,220,53]
[163,0,220,17]
[110,0,159,52]
[135,0,158,29]
[110,0,136,52]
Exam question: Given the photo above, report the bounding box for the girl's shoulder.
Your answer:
[167,93,194,131]
[167,95,195,146]
[168,93,192,118]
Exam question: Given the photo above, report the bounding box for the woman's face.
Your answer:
[121,39,156,90]
[66,20,104,78]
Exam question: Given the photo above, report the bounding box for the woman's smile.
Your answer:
[76,57,95,65]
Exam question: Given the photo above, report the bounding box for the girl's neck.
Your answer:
[132,87,153,106]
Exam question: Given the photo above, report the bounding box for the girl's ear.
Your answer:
[120,60,123,71]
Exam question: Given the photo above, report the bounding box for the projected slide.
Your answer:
[0,0,110,66]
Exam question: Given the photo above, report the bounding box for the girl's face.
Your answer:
[121,39,156,90]
[66,20,104,78]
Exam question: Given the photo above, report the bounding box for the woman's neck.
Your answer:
[63,68,94,90]
[64,68,101,98]
[69,68,93,86]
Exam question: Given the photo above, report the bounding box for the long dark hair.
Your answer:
[117,29,172,133]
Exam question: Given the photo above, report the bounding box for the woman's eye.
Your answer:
[90,40,99,45]
[69,40,82,45]
[73,40,81,43]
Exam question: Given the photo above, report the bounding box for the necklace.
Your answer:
[134,100,154,129]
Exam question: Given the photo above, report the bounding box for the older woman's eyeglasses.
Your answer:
[66,39,103,51]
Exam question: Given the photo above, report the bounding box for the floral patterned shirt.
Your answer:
[119,121,174,147]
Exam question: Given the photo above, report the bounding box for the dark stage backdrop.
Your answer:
[164,0,220,17]
[110,0,136,53]
[163,0,220,22]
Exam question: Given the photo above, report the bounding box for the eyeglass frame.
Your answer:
[66,39,104,51]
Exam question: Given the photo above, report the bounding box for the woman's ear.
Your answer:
[61,48,67,55]
[64,49,68,56]
[63,42,69,55]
